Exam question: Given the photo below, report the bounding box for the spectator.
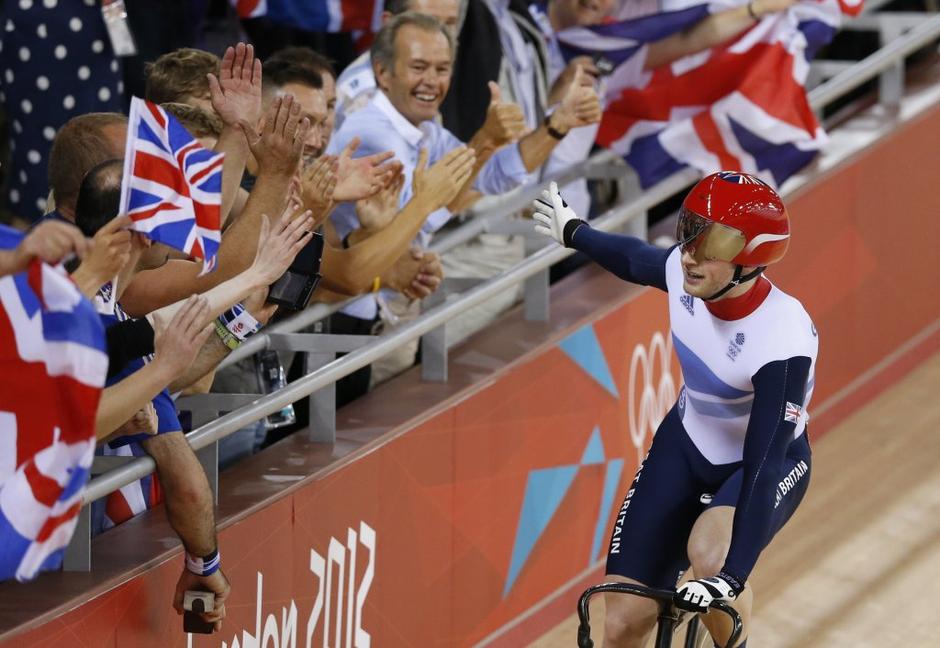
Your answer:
[266,47,340,153]
[334,0,461,129]
[45,113,127,225]
[145,48,221,112]
[326,11,600,393]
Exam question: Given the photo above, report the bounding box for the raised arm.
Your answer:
[207,42,262,225]
[533,182,670,290]
[645,0,797,70]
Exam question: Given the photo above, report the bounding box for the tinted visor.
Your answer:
[676,207,746,262]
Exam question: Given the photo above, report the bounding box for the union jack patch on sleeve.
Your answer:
[784,401,804,423]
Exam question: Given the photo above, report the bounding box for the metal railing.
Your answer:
[64,8,940,570]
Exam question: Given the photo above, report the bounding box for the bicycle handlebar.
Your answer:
[576,582,743,648]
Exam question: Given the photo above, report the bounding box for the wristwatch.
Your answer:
[544,113,569,140]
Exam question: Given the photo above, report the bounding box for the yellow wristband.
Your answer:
[371,276,381,293]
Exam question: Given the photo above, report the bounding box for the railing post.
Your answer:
[421,289,448,382]
[63,504,91,572]
[879,23,905,108]
[305,350,337,443]
[523,235,550,322]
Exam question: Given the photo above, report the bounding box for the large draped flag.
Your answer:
[119,97,224,275]
[230,0,381,33]
[557,0,863,188]
[0,226,107,581]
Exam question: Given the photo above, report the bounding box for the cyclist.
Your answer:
[534,172,817,647]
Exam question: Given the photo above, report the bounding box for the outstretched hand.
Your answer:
[208,42,263,129]
[250,205,315,286]
[151,295,214,379]
[532,181,585,247]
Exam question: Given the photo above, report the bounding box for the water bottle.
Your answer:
[254,350,296,429]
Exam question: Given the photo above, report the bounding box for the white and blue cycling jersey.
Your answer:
[663,247,817,465]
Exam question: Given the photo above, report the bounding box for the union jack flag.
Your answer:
[557,0,863,189]
[0,226,107,582]
[119,97,224,274]
[784,401,804,423]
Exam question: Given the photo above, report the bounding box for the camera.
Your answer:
[266,230,324,311]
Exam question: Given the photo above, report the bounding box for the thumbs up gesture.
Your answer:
[548,64,603,135]
[478,81,527,149]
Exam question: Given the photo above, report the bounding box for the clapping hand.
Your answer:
[300,154,339,227]
[241,95,311,178]
[411,146,476,212]
[355,169,405,232]
[333,137,403,202]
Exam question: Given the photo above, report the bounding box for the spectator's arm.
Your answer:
[208,43,263,226]
[94,296,211,438]
[168,289,277,393]
[517,66,602,173]
[146,207,312,326]
[318,147,474,295]
[0,220,88,278]
[645,0,796,70]
[70,214,133,300]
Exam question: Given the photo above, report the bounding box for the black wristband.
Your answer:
[544,114,568,140]
[562,219,587,248]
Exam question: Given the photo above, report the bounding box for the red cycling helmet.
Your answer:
[677,171,790,267]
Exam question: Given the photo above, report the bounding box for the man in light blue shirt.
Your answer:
[334,0,462,130]
[328,10,602,322]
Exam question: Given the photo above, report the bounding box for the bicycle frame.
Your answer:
[576,582,743,648]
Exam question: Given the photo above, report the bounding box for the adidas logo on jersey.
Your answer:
[680,294,695,315]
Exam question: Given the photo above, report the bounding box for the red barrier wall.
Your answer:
[5,103,939,647]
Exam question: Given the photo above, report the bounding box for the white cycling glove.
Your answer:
[674,573,742,613]
[532,181,587,247]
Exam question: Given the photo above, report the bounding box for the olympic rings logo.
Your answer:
[627,331,676,465]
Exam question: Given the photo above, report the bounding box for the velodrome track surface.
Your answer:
[533,351,940,648]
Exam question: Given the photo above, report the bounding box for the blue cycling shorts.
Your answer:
[605,404,811,588]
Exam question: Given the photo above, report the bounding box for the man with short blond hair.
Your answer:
[145,48,221,110]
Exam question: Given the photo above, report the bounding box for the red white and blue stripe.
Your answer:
[120,97,224,274]
[0,225,107,582]
[557,0,863,188]
[229,0,382,32]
